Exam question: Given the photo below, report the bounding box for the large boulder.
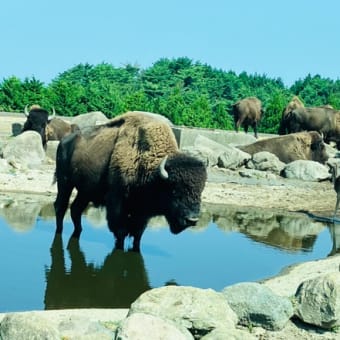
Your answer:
[247,151,285,174]
[71,111,109,131]
[222,282,294,331]
[0,313,59,340]
[2,131,45,169]
[129,286,237,336]
[282,160,330,181]
[116,312,194,340]
[184,134,251,169]
[295,273,340,329]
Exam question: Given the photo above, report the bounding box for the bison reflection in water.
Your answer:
[44,235,151,309]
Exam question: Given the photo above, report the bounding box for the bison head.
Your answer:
[22,105,56,146]
[309,131,329,164]
[158,154,207,234]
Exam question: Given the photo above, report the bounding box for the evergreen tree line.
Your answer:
[1,57,340,134]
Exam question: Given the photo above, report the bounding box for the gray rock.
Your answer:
[200,327,256,340]
[295,273,340,329]
[222,282,294,330]
[183,134,251,169]
[2,131,45,169]
[71,111,109,131]
[247,151,285,174]
[0,313,59,339]
[217,145,251,170]
[116,312,194,340]
[282,160,331,181]
[129,286,237,336]
[45,140,59,161]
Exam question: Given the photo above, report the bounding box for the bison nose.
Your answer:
[186,216,199,226]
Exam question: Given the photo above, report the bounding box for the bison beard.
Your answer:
[54,112,207,252]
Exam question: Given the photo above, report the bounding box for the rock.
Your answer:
[0,313,59,339]
[282,160,331,181]
[263,255,340,298]
[184,134,251,169]
[200,327,256,339]
[0,158,11,173]
[217,145,251,170]
[45,140,59,161]
[2,131,45,169]
[295,273,340,329]
[247,151,285,174]
[222,282,294,331]
[129,286,237,336]
[71,111,109,131]
[116,312,194,340]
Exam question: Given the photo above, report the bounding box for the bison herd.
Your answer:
[17,96,340,250]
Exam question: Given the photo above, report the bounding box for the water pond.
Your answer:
[0,194,338,312]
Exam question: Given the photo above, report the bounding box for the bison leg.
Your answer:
[252,122,258,138]
[106,193,129,250]
[70,193,89,238]
[235,119,242,133]
[127,217,148,252]
[54,185,74,234]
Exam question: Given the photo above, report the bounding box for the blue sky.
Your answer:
[1,0,339,87]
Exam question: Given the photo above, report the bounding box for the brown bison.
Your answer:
[238,131,328,164]
[54,111,207,251]
[46,118,80,141]
[22,105,80,146]
[283,106,340,148]
[232,97,263,138]
[278,96,304,135]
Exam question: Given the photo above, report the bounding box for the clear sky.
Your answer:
[1,0,339,87]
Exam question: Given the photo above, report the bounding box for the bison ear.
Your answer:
[159,156,169,180]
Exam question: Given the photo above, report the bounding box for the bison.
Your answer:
[53,111,207,251]
[278,96,304,135]
[22,105,80,146]
[21,105,54,147]
[238,131,328,164]
[231,97,263,138]
[284,106,340,148]
[46,117,80,141]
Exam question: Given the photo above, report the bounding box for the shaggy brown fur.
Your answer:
[232,97,263,138]
[46,118,80,141]
[54,111,207,251]
[278,96,304,135]
[239,131,328,164]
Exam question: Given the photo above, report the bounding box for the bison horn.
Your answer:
[49,107,56,120]
[24,105,29,117]
[159,156,169,179]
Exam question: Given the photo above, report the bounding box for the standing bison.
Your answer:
[46,117,80,141]
[54,111,207,251]
[284,106,340,148]
[21,105,53,147]
[278,96,304,135]
[21,105,80,146]
[231,97,263,138]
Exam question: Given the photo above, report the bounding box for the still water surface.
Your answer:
[0,198,337,312]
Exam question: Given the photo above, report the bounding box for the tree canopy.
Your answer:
[1,57,339,134]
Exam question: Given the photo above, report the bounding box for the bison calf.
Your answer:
[54,111,207,251]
